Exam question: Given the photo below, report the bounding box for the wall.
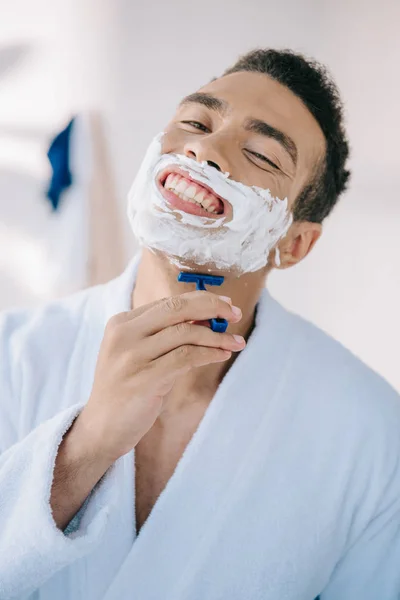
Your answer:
[0,0,120,306]
[0,0,399,390]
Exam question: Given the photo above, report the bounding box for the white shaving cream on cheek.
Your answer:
[127,132,293,274]
[275,247,281,267]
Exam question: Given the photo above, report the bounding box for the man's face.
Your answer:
[127,70,326,275]
[161,71,326,213]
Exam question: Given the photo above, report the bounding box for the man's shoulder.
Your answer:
[1,260,136,351]
[0,279,113,366]
[2,286,94,344]
[294,307,393,383]
[272,302,400,505]
[271,297,400,429]
[0,287,94,443]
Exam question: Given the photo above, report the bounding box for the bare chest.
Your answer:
[134,416,204,535]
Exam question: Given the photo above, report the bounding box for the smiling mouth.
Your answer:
[159,169,225,217]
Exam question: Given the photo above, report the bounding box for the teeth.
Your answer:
[175,179,187,194]
[194,190,205,204]
[164,173,222,214]
[165,173,179,190]
[201,197,212,209]
[185,185,197,199]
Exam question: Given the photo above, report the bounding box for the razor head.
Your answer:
[177,271,228,333]
[177,272,224,287]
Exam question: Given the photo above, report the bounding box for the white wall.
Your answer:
[1,0,399,390]
[0,0,120,306]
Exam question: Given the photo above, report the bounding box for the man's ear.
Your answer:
[273,221,322,269]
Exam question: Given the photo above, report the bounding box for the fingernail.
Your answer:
[232,334,245,344]
[231,305,242,317]
[219,295,232,305]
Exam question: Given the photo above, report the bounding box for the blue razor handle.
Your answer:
[177,272,229,333]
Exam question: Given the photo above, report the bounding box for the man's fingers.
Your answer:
[131,291,242,337]
[108,298,167,327]
[142,322,245,360]
[142,344,232,385]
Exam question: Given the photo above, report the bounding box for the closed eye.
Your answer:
[246,150,280,171]
[180,120,210,133]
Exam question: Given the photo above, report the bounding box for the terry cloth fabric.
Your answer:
[0,255,400,600]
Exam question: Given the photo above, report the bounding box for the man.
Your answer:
[1,49,399,600]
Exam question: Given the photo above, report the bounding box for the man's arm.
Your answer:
[0,310,118,600]
[50,414,114,531]
[0,292,242,598]
[0,403,119,600]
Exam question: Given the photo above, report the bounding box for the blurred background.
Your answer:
[0,0,399,390]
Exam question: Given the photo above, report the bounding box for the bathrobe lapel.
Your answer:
[101,270,295,600]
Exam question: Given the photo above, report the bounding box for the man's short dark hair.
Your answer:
[223,49,351,223]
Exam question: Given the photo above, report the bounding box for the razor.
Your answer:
[177,272,228,333]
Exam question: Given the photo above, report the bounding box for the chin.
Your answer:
[162,251,242,278]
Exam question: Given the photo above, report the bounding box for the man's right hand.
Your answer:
[76,291,244,463]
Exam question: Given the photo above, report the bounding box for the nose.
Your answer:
[183,136,230,174]
[205,160,221,171]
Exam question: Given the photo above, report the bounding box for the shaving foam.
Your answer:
[127,133,292,274]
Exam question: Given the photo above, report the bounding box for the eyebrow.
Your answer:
[179,92,228,114]
[179,92,298,167]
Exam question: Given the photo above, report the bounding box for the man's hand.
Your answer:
[51,291,243,531]
[76,291,244,463]
[50,292,245,530]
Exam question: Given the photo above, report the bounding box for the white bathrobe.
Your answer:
[1,256,400,600]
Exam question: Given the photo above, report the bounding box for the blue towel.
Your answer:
[46,117,75,211]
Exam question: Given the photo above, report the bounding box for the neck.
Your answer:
[132,248,268,417]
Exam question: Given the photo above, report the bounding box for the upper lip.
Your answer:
[157,165,229,216]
